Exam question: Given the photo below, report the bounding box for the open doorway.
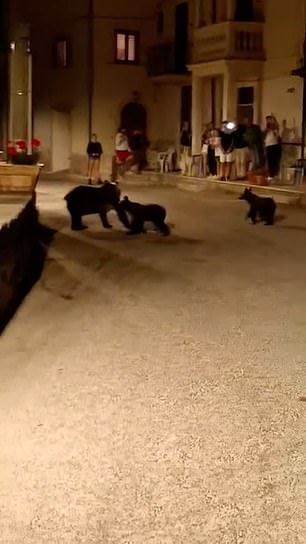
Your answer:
[180,85,192,128]
[120,102,147,144]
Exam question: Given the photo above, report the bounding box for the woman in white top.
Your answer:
[264,115,282,181]
[114,128,132,179]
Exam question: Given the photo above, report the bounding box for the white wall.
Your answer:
[262,0,304,135]
[92,15,155,176]
[150,84,181,145]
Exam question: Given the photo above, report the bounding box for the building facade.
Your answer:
[6,0,306,174]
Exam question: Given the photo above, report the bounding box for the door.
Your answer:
[120,102,147,144]
[175,2,188,72]
[180,85,192,128]
[51,110,71,171]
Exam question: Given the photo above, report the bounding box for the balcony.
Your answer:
[193,21,265,64]
[147,42,191,82]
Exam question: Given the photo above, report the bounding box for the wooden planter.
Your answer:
[0,164,41,193]
[247,170,268,186]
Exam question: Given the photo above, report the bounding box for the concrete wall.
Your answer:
[92,13,155,176]
[10,0,158,175]
[150,84,181,146]
[9,0,304,174]
[22,0,89,172]
[261,0,304,138]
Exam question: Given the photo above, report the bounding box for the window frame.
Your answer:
[52,37,71,69]
[114,30,139,65]
[237,85,255,124]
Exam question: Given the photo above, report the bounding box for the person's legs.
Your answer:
[225,153,233,180]
[207,146,216,175]
[121,153,136,175]
[266,145,275,178]
[219,153,226,179]
[92,158,101,183]
[87,157,94,183]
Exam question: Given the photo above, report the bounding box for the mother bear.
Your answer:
[64,181,130,231]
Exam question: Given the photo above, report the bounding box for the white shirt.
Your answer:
[115,132,130,151]
[265,130,278,147]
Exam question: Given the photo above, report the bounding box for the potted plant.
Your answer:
[7,139,41,165]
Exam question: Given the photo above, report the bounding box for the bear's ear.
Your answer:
[248,187,252,192]
[123,195,129,201]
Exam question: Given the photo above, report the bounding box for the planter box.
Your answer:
[247,170,267,186]
[0,164,41,193]
[11,152,40,166]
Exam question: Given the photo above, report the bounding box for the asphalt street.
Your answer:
[1,182,306,543]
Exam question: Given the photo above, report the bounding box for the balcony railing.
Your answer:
[193,21,265,64]
[147,42,190,77]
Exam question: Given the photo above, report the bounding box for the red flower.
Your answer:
[16,140,26,150]
[32,138,40,147]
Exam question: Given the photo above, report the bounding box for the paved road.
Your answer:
[1,182,306,543]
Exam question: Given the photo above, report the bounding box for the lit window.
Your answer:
[115,31,138,63]
[116,33,126,61]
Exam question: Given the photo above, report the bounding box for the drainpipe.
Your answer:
[88,0,93,139]
[26,39,32,155]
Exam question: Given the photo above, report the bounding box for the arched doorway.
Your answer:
[120,102,147,143]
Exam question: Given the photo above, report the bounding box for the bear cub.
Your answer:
[120,196,170,236]
[239,187,276,226]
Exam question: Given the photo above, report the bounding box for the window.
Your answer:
[53,38,71,68]
[237,86,254,123]
[115,31,139,64]
[157,11,164,34]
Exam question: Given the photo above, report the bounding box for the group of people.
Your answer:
[180,115,282,182]
[86,115,283,185]
[86,129,147,185]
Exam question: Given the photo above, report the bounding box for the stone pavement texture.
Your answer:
[1,182,306,543]
[0,194,30,228]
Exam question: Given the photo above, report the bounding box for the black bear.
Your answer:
[120,196,170,236]
[64,181,130,231]
[239,187,276,225]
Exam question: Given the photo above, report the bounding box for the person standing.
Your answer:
[219,121,235,181]
[121,130,147,175]
[180,121,192,175]
[233,121,249,179]
[114,127,131,179]
[208,125,219,177]
[87,133,103,185]
[264,115,282,181]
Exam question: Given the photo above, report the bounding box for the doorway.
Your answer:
[51,110,71,171]
[180,85,192,128]
[120,102,147,143]
[175,2,188,72]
